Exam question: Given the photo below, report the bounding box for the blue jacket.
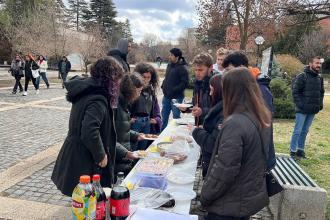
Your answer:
[258,78,276,171]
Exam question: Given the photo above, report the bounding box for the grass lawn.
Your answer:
[185,89,330,218]
[274,95,330,219]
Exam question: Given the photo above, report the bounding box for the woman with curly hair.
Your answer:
[51,57,137,196]
[115,73,145,175]
[130,63,162,150]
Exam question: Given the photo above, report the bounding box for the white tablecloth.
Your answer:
[124,121,201,215]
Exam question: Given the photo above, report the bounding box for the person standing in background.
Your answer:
[58,56,71,89]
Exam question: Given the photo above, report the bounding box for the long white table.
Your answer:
[124,121,201,215]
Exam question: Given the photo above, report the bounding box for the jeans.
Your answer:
[38,72,49,87]
[161,96,184,131]
[60,72,68,88]
[290,113,315,152]
[13,75,23,92]
[25,74,38,91]
[205,213,249,220]
[131,116,151,151]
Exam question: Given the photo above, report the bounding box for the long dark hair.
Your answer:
[222,67,271,128]
[90,56,124,108]
[134,62,159,90]
[120,73,144,103]
[210,74,222,106]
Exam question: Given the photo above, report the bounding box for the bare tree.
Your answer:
[196,0,282,50]
[72,25,106,74]
[298,30,330,63]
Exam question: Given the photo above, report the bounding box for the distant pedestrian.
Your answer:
[58,56,71,89]
[10,54,24,94]
[290,56,325,159]
[161,48,189,131]
[23,54,39,96]
[36,55,50,89]
[156,56,162,68]
[107,38,132,73]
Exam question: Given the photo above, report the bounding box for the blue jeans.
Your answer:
[131,116,151,151]
[290,113,315,152]
[161,96,184,131]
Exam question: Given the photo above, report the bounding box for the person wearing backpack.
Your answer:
[290,56,325,159]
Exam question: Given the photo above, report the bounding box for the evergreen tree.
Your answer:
[122,18,132,39]
[68,0,88,31]
[90,0,117,34]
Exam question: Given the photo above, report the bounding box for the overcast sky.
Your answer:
[64,0,198,43]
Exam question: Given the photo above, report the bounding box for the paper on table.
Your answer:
[130,207,198,220]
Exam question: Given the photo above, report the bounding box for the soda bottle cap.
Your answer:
[93,174,100,181]
[80,175,91,183]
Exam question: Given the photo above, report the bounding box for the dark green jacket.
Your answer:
[115,94,139,150]
[51,76,127,196]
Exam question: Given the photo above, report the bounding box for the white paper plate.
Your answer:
[166,188,196,201]
[167,172,195,185]
[174,118,195,125]
[173,103,193,108]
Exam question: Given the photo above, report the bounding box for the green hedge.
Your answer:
[270,79,295,119]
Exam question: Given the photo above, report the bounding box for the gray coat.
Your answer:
[200,112,269,217]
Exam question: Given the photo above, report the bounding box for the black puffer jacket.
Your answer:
[292,66,324,114]
[201,112,269,217]
[192,101,224,176]
[161,61,189,99]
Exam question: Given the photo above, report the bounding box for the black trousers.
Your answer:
[205,213,250,220]
[13,75,23,92]
[25,74,38,91]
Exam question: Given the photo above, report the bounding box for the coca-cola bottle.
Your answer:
[109,173,130,220]
[92,174,106,220]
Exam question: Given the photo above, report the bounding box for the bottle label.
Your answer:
[110,198,130,217]
[88,195,96,220]
[96,201,106,220]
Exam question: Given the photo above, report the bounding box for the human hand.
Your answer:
[138,133,145,141]
[125,151,139,160]
[192,107,202,117]
[130,118,137,124]
[98,154,108,168]
[150,118,157,124]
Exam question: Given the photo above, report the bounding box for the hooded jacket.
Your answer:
[51,76,128,196]
[107,38,130,73]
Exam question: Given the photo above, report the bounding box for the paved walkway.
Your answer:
[0,83,273,219]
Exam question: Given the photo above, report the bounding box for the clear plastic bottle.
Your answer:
[72,175,96,220]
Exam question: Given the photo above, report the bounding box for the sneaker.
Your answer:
[23,91,27,96]
[296,150,306,158]
[19,90,23,93]
[36,89,40,94]
[47,85,50,89]
[290,151,296,157]
[12,91,17,94]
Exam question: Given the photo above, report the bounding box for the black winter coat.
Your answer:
[107,49,130,73]
[192,101,224,176]
[201,112,269,217]
[191,76,212,125]
[57,60,71,74]
[292,67,324,114]
[161,61,189,99]
[51,76,128,196]
[24,60,39,78]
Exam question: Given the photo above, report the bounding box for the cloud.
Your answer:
[113,0,198,43]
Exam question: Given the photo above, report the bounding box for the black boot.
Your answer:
[296,150,306,158]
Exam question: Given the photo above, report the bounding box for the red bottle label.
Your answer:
[96,201,105,220]
[109,198,130,217]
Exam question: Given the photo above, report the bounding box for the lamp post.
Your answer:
[255,35,265,67]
